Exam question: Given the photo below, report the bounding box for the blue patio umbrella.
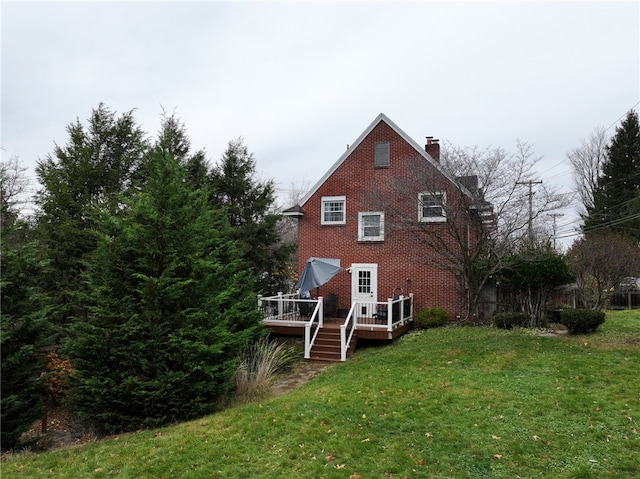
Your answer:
[295,258,343,296]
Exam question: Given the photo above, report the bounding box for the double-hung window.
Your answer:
[358,212,384,241]
[322,196,346,225]
[418,192,446,222]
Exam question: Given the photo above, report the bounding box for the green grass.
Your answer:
[3,310,639,478]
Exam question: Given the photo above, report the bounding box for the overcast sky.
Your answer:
[2,0,639,244]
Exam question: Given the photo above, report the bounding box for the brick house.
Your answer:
[284,113,493,321]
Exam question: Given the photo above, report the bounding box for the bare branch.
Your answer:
[1,154,30,227]
[567,127,608,216]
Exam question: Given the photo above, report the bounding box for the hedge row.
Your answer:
[492,307,605,334]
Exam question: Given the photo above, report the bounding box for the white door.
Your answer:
[351,263,378,317]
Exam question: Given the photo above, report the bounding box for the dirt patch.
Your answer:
[270,360,333,396]
[538,328,568,337]
[15,406,98,453]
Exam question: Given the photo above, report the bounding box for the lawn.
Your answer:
[3,310,639,478]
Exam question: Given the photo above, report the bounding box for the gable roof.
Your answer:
[298,113,473,207]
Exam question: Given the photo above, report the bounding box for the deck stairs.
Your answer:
[308,324,357,362]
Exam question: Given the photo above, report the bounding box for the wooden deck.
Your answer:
[260,294,414,361]
[265,316,413,340]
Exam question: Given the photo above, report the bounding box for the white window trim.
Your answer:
[418,192,447,222]
[358,211,384,241]
[321,195,346,225]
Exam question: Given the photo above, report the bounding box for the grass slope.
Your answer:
[3,311,639,478]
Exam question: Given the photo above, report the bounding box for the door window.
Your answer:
[358,270,371,294]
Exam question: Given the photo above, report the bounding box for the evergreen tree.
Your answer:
[147,110,211,190]
[584,110,640,240]
[499,242,574,327]
[1,222,50,451]
[64,145,263,434]
[209,139,295,293]
[35,104,149,329]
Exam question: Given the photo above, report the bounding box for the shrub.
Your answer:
[492,312,530,330]
[414,308,449,329]
[559,308,605,334]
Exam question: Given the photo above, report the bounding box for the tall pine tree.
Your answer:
[584,110,640,241]
[35,104,148,329]
[64,144,263,434]
[1,222,50,450]
[209,139,295,294]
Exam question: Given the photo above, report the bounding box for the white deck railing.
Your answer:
[340,302,358,361]
[258,292,323,359]
[260,292,414,362]
[339,294,414,361]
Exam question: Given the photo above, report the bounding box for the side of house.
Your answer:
[286,113,488,320]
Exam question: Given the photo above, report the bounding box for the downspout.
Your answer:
[461,219,471,322]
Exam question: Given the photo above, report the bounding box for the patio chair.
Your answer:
[299,300,312,319]
[325,293,339,318]
[373,288,403,323]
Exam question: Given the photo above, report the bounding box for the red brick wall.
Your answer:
[298,120,474,319]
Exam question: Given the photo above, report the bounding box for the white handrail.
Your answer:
[304,298,323,359]
[339,302,358,361]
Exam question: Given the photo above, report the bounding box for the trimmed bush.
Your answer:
[492,312,530,330]
[559,308,605,334]
[414,308,449,329]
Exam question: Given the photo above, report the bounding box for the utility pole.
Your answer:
[516,180,543,242]
[547,213,565,249]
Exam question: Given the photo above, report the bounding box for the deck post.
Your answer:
[304,323,311,359]
[410,293,414,320]
[277,291,283,320]
[387,298,393,332]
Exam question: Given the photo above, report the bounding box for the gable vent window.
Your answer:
[374,141,390,168]
[322,196,346,225]
[358,212,384,241]
[419,192,446,222]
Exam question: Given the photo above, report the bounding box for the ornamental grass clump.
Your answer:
[559,307,606,334]
[234,337,299,403]
[414,307,449,329]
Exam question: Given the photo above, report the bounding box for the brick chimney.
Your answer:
[425,136,440,162]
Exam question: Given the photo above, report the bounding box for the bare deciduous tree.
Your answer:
[442,140,570,248]
[0,154,30,229]
[567,232,640,309]
[275,177,313,291]
[373,140,570,320]
[566,127,608,217]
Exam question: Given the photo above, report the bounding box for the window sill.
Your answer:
[419,217,447,223]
